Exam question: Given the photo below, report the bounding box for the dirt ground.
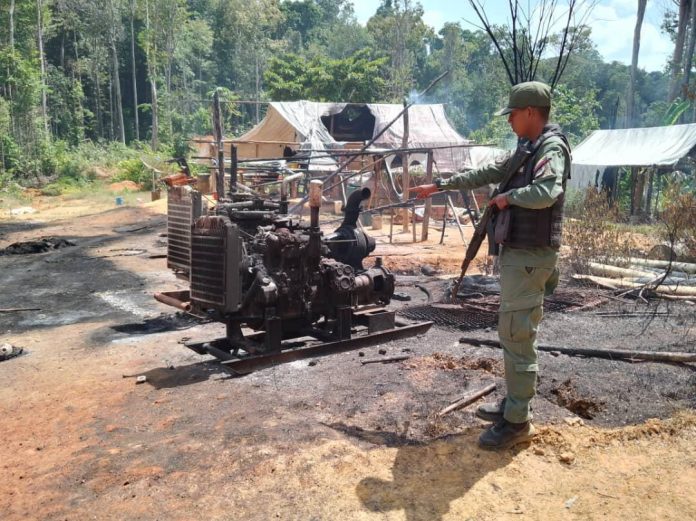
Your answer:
[1,193,696,521]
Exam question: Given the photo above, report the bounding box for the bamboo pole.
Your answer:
[588,262,655,280]
[609,257,696,274]
[574,274,696,297]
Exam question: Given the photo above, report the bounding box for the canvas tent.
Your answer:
[570,123,696,189]
[233,100,474,172]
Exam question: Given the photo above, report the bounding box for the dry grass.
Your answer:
[658,181,696,261]
[564,188,635,273]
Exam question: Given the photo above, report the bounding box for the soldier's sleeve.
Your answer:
[505,143,567,209]
[439,153,511,190]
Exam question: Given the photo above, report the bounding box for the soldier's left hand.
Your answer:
[488,193,510,210]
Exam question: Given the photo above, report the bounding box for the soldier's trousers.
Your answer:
[498,264,559,423]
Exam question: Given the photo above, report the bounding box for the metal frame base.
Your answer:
[184,317,432,375]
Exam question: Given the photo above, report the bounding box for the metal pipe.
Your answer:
[342,187,371,227]
[281,172,304,199]
[154,292,192,312]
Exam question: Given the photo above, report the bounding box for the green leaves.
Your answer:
[264,49,388,103]
[663,98,691,126]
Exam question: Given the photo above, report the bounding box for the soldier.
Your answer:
[413,81,571,450]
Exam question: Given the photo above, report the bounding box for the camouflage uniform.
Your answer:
[439,134,570,423]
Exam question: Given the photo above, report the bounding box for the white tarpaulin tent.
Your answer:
[570,123,696,189]
[234,101,472,172]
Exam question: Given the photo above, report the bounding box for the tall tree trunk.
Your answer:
[681,0,696,102]
[668,0,690,101]
[626,0,647,128]
[111,40,126,143]
[9,0,15,50]
[130,0,139,140]
[8,0,16,133]
[151,78,159,150]
[145,0,158,150]
[109,0,126,143]
[108,69,114,141]
[94,57,103,139]
[255,53,260,124]
[37,0,50,136]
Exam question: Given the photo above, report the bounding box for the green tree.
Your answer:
[264,49,388,102]
[366,0,433,100]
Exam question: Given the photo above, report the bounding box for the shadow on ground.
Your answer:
[135,361,234,389]
[351,427,516,521]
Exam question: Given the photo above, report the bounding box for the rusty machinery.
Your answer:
[156,166,431,374]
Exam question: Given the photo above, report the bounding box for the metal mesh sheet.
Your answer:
[398,288,608,332]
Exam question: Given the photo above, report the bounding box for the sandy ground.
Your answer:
[1,192,695,521]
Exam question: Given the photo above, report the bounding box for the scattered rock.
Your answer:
[0,343,24,361]
[358,351,365,357]
[533,447,546,456]
[392,292,412,301]
[564,496,578,509]
[564,417,585,427]
[420,264,438,276]
[136,375,147,384]
[559,452,576,465]
[308,360,318,367]
[378,349,387,355]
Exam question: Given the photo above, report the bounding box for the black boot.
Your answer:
[478,418,535,450]
[475,398,506,422]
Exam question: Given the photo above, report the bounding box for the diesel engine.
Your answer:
[157,178,402,359]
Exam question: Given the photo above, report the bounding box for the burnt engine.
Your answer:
[165,180,394,354]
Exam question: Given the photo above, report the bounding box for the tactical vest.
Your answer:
[494,125,571,250]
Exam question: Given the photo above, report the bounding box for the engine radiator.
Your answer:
[166,187,203,275]
[190,215,242,313]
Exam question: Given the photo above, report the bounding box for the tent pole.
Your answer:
[421,151,434,241]
[401,100,410,233]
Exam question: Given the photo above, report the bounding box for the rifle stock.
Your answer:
[451,147,532,299]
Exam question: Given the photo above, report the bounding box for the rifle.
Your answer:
[450,146,532,299]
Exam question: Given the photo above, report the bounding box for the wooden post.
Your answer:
[440,207,447,245]
[213,90,225,199]
[401,101,410,232]
[340,175,348,206]
[447,193,467,245]
[412,202,417,243]
[389,207,394,244]
[370,155,382,209]
[646,169,655,218]
[217,148,225,199]
[421,151,434,241]
[229,144,238,193]
[630,167,638,216]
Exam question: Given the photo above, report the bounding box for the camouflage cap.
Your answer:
[495,81,551,116]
